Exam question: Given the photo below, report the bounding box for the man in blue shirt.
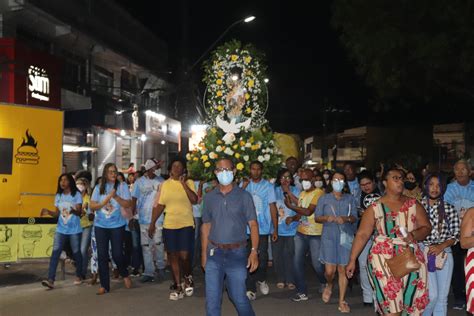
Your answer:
[241,161,278,300]
[444,159,474,310]
[131,159,165,283]
[201,158,259,316]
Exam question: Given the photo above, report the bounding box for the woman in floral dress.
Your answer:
[346,168,432,315]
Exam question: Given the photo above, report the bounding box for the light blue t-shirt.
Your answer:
[132,175,164,225]
[192,180,202,218]
[243,179,276,235]
[347,179,361,200]
[274,185,300,236]
[55,192,83,235]
[91,182,131,229]
[444,180,474,215]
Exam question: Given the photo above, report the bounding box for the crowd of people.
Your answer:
[39,156,474,316]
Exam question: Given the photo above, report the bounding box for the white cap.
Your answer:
[144,159,157,171]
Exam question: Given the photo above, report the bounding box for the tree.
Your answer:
[332,0,474,111]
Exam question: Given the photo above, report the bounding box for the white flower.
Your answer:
[216,145,223,152]
[243,155,249,162]
[222,133,236,145]
[186,153,191,160]
[241,147,246,151]
[224,147,234,156]
[209,152,218,159]
[258,155,265,162]
[261,148,266,153]
[245,142,251,148]
[201,149,206,155]
[264,154,271,161]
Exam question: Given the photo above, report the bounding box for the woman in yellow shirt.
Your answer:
[149,158,198,300]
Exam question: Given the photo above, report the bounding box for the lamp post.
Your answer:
[188,16,256,73]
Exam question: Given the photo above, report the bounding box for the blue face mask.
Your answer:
[216,170,234,185]
[332,180,345,192]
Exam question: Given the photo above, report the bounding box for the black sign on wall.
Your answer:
[0,138,13,174]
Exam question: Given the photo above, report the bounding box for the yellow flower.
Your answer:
[201,155,209,162]
[244,56,252,64]
[240,140,246,146]
[216,91,223,97]
[217,140,223,144]
[245,107,252,114]
[211,127,217,134]
[248,80,255,88]
[235,153,241,159]
[204,161,211,168]
[249,137,254,143]
[251,144,260,151]
[217,105,224,112]
[216,79,223,85]
[193,157,199,161]
[231,54,238,61]
[232,144,238,150]
[236,162,244,171]
[217,71,224,78]
[245,93,250,100]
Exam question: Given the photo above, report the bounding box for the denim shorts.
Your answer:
[162,226,194,252]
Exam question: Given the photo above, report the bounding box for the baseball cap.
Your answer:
[144,159,157,171]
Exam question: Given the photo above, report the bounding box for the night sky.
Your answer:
[117,0,373,135]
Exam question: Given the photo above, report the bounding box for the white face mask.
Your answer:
[301,180,312,191]
[314,181,323,188]
[323,174,330,180]
[154,168,161,177]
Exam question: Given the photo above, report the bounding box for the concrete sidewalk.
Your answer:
[0,262,467,316]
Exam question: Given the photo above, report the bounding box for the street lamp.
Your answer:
[189,15,256,72]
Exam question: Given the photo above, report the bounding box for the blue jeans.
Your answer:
[358,238,373,303]
[205,246,255,316]
[246,235,268,292]
[293,232,326,295]
[95,226,129,291]
[48,232,82,281]
[423,248,454,316]
[140,224,165,276]
[80,226,92,277]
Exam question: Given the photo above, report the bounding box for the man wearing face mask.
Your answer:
[131,159,165,283]
[284,169,326,301]
[201,158,259,316]
[241,161,278,300]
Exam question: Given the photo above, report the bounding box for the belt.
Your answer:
[209,240,247,249]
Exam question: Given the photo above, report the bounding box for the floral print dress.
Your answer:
[368,199,429,315]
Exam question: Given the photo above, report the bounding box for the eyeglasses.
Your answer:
[360,182,372,187]
[215,167,233,173]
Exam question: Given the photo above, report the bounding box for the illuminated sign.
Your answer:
[28,66,50,102]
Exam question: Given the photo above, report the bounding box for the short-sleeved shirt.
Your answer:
[347,179,361,200]
[55,192,83,235]
[315,193,358,235]
[91,182,131,229]
[297,188,324,236]
[444,180,474,216]
[274,185,300,236]
[80,194,92,228]
[202,186,257,244]
[158,179,196,229]
[242,179,276,235]
[132,175,164,225]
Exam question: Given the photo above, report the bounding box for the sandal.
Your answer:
[96,287,108,295]
[123,276,132,289]
[276,282,285,289]
[287,283,296,290]
[338,301,351,313]
[322,285,332,303]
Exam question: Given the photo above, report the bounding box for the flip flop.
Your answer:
[322,285,332,303]
[338,301,351,313]
[276,282,285,289]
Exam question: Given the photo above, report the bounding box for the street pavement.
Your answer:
[0,261,467,316]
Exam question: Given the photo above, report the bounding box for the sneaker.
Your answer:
[41,279,54,289]
[140,275,155,283]
[291,293,309,302]
[130,269,141,277]
[169,284,184,301]
[453,302,466,310]
[184,275,194,297]
[246,291,257,301]
[257,281,269,295]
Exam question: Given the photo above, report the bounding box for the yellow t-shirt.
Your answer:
[158,179,196,229]
[80,194,92,228]
[297,188,324,236]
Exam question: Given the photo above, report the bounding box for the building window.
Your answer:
[92,66,114,95]
[121,69,137,94]
[61,51,87,95]
[305,143,312,154]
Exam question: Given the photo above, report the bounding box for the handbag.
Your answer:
[383,203,421,279]
[330,205,354,250]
